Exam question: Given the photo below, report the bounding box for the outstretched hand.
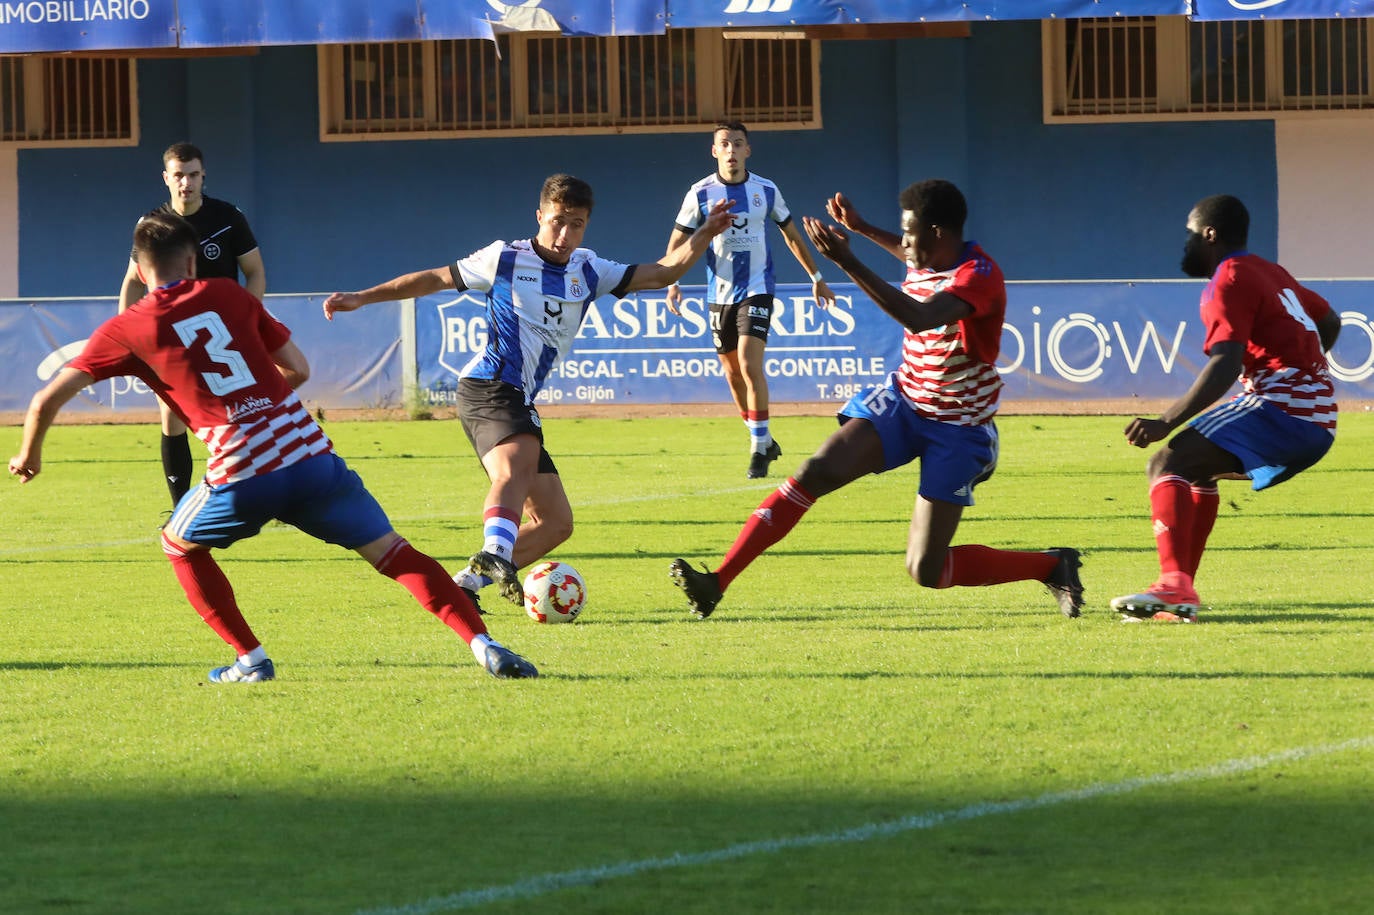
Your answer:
[322,292,363,321]
[702,198,735,237]
[825,193,866,234]
[802,215,853,267]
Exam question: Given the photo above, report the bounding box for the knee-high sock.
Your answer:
[716,478,816,590]
[935,545,1059,588]
[162,533,259,654]
[1186,484,1219,577]
[745,410,771,452]
[481,506,521,561]
[161,432,193,507]
[1149,475,1194,586]
[374,538,488,643]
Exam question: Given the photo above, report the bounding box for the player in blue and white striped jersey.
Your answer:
[666,121,836,479]
[324,174,732,607]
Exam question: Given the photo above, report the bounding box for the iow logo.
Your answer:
[724,0,792,12]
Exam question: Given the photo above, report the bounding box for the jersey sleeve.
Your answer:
[587,254,632,300]
[228,206,259,258]
[1199,266,1252,354]
[1297,284,1332,324]
[674,189,703,233]
[947,257,1005,317]
[770,185,791,226]
[452,240,506,293]
[68,320,141,382]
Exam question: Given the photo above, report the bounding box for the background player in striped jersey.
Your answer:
[12,212,536,681]
[1113,194,1341,623]
[665,121,836,479]
[324,174,733,609]
[119,143,268,514]
[671,179,1085,621]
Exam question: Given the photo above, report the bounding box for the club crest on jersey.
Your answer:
[752,193,762,208]
[569,278,584,298]
[203,242,222,261]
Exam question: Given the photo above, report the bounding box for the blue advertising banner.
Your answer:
[177,0,665,48]
[1192,0,1374,19]
[0,296,403,414]
[412,280,1374,409]
[5,281,1373,415]
[665,0,1187,29]
[0,0,176,53]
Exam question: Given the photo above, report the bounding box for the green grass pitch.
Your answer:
[2,414,1371,914]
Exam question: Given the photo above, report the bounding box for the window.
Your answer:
[0,56,137,146]
[1044,15,1374,121]
[319,30,820,139]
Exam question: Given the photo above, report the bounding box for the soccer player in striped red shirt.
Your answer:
[671,180,1085,621]
[10,212,537,681]
[1113,194,1341,622]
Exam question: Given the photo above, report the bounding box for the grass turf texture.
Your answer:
[1,415,1371,914]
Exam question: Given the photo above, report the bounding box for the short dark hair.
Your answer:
[163,142,204,168]
[1192,194,1249,247]
[133,211,198,273]
[898,179,967,233]
[540,173,595,212]
[713,120,749,139]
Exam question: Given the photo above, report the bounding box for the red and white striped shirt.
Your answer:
[1201,253,1337,431]
[895,242,1007,426]
[69,278,333,485]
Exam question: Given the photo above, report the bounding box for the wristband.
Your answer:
[809,271,824,283]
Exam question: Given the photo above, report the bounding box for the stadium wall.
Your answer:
[11,20,1359,301]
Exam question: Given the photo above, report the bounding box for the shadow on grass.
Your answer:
[1,778,1371,914]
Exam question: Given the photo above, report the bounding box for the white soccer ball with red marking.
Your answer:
[523,561,586,623]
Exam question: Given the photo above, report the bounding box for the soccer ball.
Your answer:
[523,561,586,623]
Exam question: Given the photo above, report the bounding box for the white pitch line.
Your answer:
[356,736,1373,915]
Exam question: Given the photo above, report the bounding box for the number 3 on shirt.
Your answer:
[173,312,255,395]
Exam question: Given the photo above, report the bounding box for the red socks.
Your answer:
[1187,483,1219,577]
[373,538,488,643]
[1149,475,1193,581]
[717,477,816,590]
[935,545,1058,588]
[162,533,260,654]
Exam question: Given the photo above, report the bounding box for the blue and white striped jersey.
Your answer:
[674,172,791,304]
[452,239,631,402]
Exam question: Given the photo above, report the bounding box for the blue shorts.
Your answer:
[839,374,998,506]
[1190,394,1334,491]
[164,452,394,550]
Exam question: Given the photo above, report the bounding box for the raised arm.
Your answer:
[825,193,905,263]
[323,266,454,320]
[623,199,734,293]
[662,228,693,314]
[802,215,970,334]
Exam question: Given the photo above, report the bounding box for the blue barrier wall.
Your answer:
[6,281,1372,415]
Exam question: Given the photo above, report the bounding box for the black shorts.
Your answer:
[457,377,558,474]
[710,294,774,354]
